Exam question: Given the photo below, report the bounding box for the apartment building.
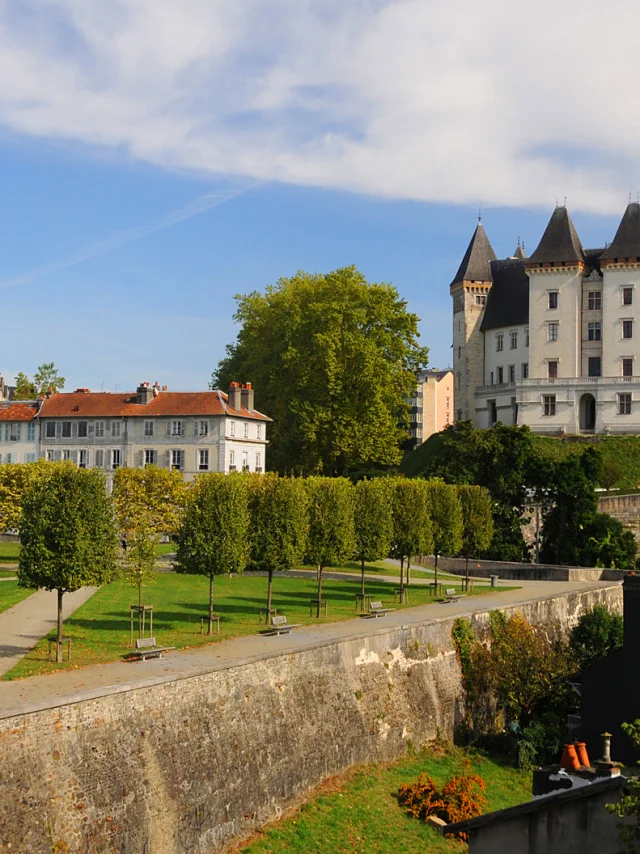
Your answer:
[407,368,454,448]
[452,202,640,434]
[0,382,269,478]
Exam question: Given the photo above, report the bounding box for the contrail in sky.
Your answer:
[0,183,257,289]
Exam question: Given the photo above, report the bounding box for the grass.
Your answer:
[1,572,514,681]
[0,541,20,563]
[0,580,33,615]
[307,560,463,582]
[238,742,531,854]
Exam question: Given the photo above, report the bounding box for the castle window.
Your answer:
[509,365,515,382]
[623,287,634,306]
[522,363,529,379]
[456,372,462,389]
[525,328,529,347]
[587,291,601,310]
[623,358,634,378]
[475,294,486,306]
[548,322,559,342]
[548,361,558,379]
[543,395,556,416]
[548,291,558,309]
[588,357,601,378]
[497,367,504,384]
[496,333,504,352]
[619,393,632,415]
[588,322,601,341]
[510,331,518,349]
[623,320,634,339]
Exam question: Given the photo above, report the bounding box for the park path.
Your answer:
[0,578,617,720]
[0,587,98,678]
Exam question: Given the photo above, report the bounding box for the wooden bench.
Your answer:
[362,600,394,618]
[263,615,301,636]
[130,637,175,661]
[443,588,464,603]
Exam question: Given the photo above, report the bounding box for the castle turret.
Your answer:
[451,222,497,421]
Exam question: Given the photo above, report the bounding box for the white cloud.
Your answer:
[0,0,638,213]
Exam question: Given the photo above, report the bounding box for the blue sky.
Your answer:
[0,1,638,393]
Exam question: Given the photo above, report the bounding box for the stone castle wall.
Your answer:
[0,585,621,854]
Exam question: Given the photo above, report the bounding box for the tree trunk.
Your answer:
[434,552,439,587]
[56,588,63,664]
[400,557,404,594]
[208,574,214,636]
[465,555,470,591]
[317,565,323,618]
[407,558,411,586]
[266,570,273,624]
[361,559,366,596]
[138,580,143,638]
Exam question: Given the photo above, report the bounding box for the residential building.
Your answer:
[452,202,640,434]
[407,368,454,448]
[0,381,269,478]
[0,401,40,464]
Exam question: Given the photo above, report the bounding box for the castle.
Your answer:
[451,202,640,434]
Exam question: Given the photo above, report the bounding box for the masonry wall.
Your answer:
[0,585,621,854]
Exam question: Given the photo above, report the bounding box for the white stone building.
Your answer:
[0,382,270,478]
[452,203,640,435]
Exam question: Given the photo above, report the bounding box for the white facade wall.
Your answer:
[601,267,640,377]
[0,421,39,464]
[483,323,529,386]
[528,269,583,380]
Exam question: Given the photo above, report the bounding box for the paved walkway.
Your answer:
[0,587,98,679]
[0,578,617,720]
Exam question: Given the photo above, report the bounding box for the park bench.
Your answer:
[362,601,394,618]
[443,588,464,604]
[263,615,301,636]
[130,637,175,662]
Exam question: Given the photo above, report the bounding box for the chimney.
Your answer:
[623,574,640,650]
[228,381,242,411]
[241,383,254,412]
[136,382,154,405]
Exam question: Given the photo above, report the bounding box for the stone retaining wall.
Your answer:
[415,555,625,582]
[0,585,622,854]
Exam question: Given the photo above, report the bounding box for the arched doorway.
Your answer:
[579,393,596,431]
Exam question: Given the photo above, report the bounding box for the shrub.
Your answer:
[570,604,623,669]
[398,760,487,839]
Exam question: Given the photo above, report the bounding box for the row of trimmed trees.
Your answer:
[10,462,494,657]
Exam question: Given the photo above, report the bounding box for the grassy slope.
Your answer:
[2,571,512,681]
[240,744,531,854]
[0,581,33,614]
[0,541,20,563]
[401,430,640,490]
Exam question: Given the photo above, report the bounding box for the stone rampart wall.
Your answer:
[0,585,622,854]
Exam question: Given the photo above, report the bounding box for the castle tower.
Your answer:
[450,222,497,421]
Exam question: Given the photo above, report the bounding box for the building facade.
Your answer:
[0,382,269,478]
[408,368,454,448]
[452,203,640,434]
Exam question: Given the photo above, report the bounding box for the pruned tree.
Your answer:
[17,465,118,662]
[248,473,308,621]
[458,485,494,589]
[0,459,56,533]
[389,479,432,596]
[353,478,393,595]
[176,473,250,635]
[424,481,462,587]
[304,477,355,617]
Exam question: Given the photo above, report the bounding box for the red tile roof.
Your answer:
[38,391,270,421]
[0,402,39,422]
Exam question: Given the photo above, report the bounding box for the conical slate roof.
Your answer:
[600,203,640,261]
[513,241,527,260]
[450,223,497,286]
[528,206,584,265]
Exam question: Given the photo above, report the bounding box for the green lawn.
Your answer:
[240,742,531,854]
[0,541,20,563]
[2,572,514,681]
[0,580,33,615]
[317,560,465,582]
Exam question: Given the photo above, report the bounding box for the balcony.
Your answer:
[477,376,640,395]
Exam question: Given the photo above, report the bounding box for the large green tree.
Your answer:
[353,478,394,595]
[176,473,250,635]
[248,473,308,620]
[304,477,355,616]
[425,481,463,587]
[18,465,118,662]
[212,267,428,474]
[390,479,432,596]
